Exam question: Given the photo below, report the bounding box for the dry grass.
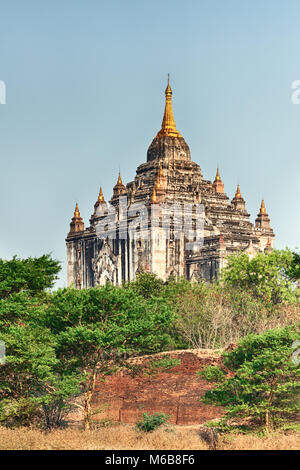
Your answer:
[0,424,299,450]
[223,433,300,450]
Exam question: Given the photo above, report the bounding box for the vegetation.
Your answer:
[197,365,226,383]
[45,286,174,430]
[169,282,284,349]
[221,248,298,305]
[0,256,175,430]
[202,325,300,432]
[0,254,60,299]
[125,250,299,349]
[144,357,181,375]
[286,251,300,282]
[0,425,299,450]
[136,413,169,432]
[0,248,299,441]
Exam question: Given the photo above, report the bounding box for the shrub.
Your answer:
[172,281,298,349]
[202,325,300,432]
[221,249,298,305]
[126,273,164,299]
[198,426,220,450]
[145,357,181,375]
[197,366,226,383]
[136,413,169,432]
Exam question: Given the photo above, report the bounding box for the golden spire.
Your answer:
[69,202,84,234]
[151,186,158,204]
[117,171,123,186]
[158,161,164,178]
[235,184,242,198]
[74,203,81,218]
[260,199,266,214]
[155,170,161,189]
[215,168,221,182]
[212,167,224,193]
[156,74,182,138]
[98,187,105,203]
[112,171,126,198]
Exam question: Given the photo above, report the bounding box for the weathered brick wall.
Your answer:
[91,350,225,426]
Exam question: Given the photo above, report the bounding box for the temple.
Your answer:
[66,77,275,288]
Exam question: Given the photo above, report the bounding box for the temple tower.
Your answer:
[66,77,275,288]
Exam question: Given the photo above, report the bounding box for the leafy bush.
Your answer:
[197,365,226,383]
[221,249,298,305]
[145,357,181,375]
[202,325,300,432]
[286,251,300,282]
[126,273,164,299]
[136,412,169,432]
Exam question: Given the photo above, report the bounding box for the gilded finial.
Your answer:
[156,75,182,138]
[98,187,105,203]
[74,203,80,218]
[155,172,161,190]
[69,202,84,235]
[113,170,126,198]
[166,73,171,94]
[69,202,84,234]
[151,186,158,204]
[117,171,123,186]
[215,168,221,182]
[260,199,266,214]
[235,184,242,199]
[212,167,224,193]
[158,161,163,177]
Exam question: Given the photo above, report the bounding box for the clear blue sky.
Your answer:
[0,0,299,287]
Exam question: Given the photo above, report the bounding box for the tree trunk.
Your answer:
[265,409,270,433]
[83,368,97,431]
[83,392,92,431]
[265,377,278,433]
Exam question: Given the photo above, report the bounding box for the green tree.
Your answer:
[202,325,300,432]
[0,258,175,429]
[44,285,175,430]
[221,249,297,305]
[0,292,48,330]
[0,255,81,428]
[286,251,300,282]
[0,254,61,299]
[0,324,80,428]
[126,272,164,299]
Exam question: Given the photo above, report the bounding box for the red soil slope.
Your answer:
[91,350,225,426]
